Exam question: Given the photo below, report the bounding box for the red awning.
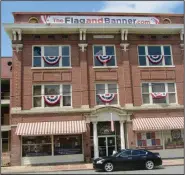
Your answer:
[133,117,184,131]
[16,120,87,136]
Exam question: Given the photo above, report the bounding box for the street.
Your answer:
[16,165,183,174]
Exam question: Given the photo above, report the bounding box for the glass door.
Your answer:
[107,136,116,156]
[98,137,106,157]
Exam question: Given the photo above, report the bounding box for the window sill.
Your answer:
[141,103,179,107]
[138,66,175,68]
[93,66,118,69]
[31,67,72,70]
[94,104,120,108]
[31,106,73,110]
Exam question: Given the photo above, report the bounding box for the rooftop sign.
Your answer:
[41,16,160,25]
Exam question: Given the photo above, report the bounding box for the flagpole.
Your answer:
[111,112,114,132]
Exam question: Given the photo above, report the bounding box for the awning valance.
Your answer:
[133,117,184,131]
[15,120,87,136]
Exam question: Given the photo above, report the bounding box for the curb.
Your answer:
[2,164,184,174]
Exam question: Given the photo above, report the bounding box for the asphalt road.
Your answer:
[22,165,184,174]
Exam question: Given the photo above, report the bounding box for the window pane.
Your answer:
[63,85,71,95]
[169,93,176,103]
[146,133,151,139]
[45,85,60,95]
[33,86,41,96]
[106,56,116,66]
[94,56,104,66]
[149,60,162,66]
[94,46,103,55]
[54,135,82,155]
[2,131,8,138]
[44,46,59,56]
[120,150,131,157]
[142,83,149,93]
[132,150,140,156]
[63,96,71,106]
[164,56,172,65]
[33,97,41,107]
[2,139,8,152]
[33,57,41,67]
[105,46,115,55]
[44,62,59,67]
[34,47,41,56]
[163,46,171,55]
[22,136,51,144]
[62,56,70,67]
[168,83,175,92]
[110,95,117,104]
[138,46,145,55]
[153,98,166,104]
[96,95,105,105]
[62,46,69,55]
[96,84,105,94]
[152,83,165,92]
[142,94,150,104]
[108,84,117,93]
[148,46,161,55]
[139,56,146,66]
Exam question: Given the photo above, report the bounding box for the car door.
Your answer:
[114,150,132,170]
[131,150,148,168]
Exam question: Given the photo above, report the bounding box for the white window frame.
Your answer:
[32,84,72,108]
[95,83,119,106]
[137,45,174,67]
[93,45,117,68]
[32,45,71,68]
[141,82,178,105]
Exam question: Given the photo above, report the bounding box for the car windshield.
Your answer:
[111,150,121,157]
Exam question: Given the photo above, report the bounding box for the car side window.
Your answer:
[132,150,141,156]
[119,150,132,157]
[139,150,147,155]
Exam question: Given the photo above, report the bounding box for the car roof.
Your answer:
[120,149,149,152]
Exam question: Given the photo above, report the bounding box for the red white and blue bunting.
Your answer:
[151,92,167,99]
[98,93,116,103]
[147,55,163,64]
[42,56,61,65]
[44,95,61,105]
[96,55,113,64]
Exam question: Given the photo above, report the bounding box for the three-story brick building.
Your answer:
[3,12,184,166]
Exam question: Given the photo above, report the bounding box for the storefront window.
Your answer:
[2,131,9,152]
[164,130,184,149]
[22,136,52,157]
[54,135,82,155]
[136,131,163,150]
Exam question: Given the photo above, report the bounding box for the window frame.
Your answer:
[32,45,71,68]
[32,84,72,108]
[93,45,117,67]
[137,45,174,67]
[2,131,9,152]
[95,83,119,106]
[141,82,178,105]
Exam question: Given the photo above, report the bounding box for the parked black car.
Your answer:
[93,149,162,172]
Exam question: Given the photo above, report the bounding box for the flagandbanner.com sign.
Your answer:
[41,16,160,24]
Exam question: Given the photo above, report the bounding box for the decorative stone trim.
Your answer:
[79,29,87,41]
[78,43,88,52]
[12,44,23,53]
[120,43,130,52]
[180,29,184,41]
[12,29,22,41]
[121,29,128,41]
[180,43,184,50]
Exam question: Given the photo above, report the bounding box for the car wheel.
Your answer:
[104,162,114,172]
[145,160,154,170]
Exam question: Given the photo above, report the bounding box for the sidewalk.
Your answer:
[1,159,184,174]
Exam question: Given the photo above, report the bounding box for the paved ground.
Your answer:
[1,159,184,174]
[6,166,184,174]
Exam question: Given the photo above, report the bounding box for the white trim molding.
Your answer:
[12,44,23,53]
[78,43,88,52]
[180,29,184,41]
[121,29,128,41]
[12,29,22,41]
[79,29,87,41]
[120,43,130,52]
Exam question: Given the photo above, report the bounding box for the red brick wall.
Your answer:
[1,57,12,79]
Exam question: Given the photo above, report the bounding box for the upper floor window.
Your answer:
[33,46,71,68]
[93,45,116,67]
[138,45,173,67]
[96,83,118,105]
[33,84,72,108]
[142,82,177,105]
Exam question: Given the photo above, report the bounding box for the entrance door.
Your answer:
[98,136,116,157]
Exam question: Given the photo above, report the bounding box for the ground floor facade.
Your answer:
[7,107,184,166]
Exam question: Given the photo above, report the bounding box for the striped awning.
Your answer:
[15,120,87,136]
[133,117,184,131]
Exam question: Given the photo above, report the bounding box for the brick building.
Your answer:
[3,12,184,166]
[1,57,12,166]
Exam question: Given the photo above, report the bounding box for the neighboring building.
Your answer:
[1,57,12,166]
[3,12,184,166]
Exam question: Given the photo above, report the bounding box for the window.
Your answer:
[33,46,71,67]
[138,45,173,66]
[33,84,72,108]
[142,82,177,105]
[22,136,52,157]
[2,132,9,152]
[132,150,141,156]
[136,132,162,149]
[119,150,131,157]
[96,83,118,105]
[54,135,82,155]
[93,45,116,67]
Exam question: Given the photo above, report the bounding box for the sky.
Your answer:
[1,1,184,57]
